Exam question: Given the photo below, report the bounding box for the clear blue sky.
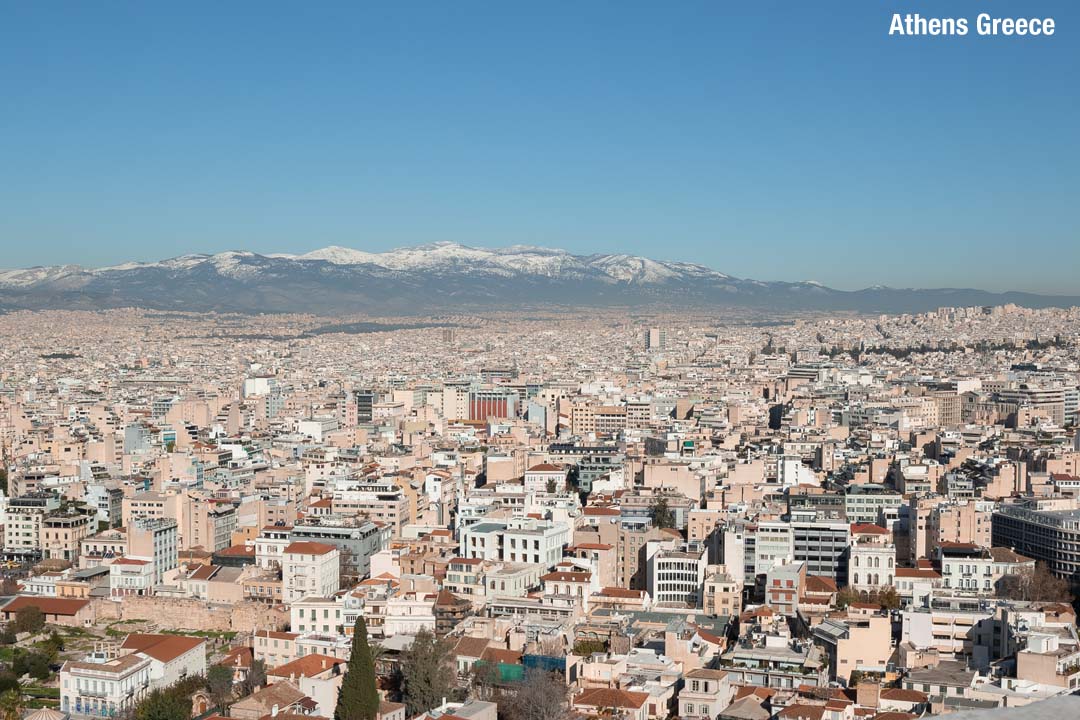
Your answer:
[1,1,1077,292]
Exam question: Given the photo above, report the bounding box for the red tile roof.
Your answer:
[121,633,205,663]
[2,596,89,616]
[574,688,649,710]
[269,654,346,679]
[284,541,337,555]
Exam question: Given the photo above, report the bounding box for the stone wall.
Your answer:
[92,596,288,632]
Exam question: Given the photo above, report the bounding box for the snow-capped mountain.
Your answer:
[0,242,1074,315]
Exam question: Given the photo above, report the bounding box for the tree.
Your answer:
[13,606,43,635]
[0,577,18,596]
[0,672,19,696]
[998,563,1073,603]
[13,651,50,681]
[545,478,557,494]
[43,629,65,659]
[506,669,570,720]
[399,628,455,717]
[877,586,901,611]
[0,689,23,720]
[835,587,860,609]
[206,664,234,712]
[334,617,380,720]
[0,627,16,646]
[134,687,191,720]
[649,497,675,530]
[242,659,267,696]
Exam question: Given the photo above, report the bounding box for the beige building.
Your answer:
[42,509,95,563]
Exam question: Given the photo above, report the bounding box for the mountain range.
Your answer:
[0,242,1076,315]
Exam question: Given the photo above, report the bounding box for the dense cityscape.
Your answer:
[1,302,1079,720]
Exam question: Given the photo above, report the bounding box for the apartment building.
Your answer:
[992,502,1080,580]
[331,481,410,536]
[290,518,389,580]
[281,541,340,603]
[848,524,896,592]
[647,542,708,608]
[128,517,179,584]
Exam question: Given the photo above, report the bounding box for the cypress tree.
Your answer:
[335,616,380,720]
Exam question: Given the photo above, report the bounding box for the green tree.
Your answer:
[835,587,860,609]
[13,651,50,681]
[649,497,675,529]
[545,478,557,494]
[334,617,380,720]
[399,628,455,717]
[206,664,234,711]
[42,629,64,660]
[0,688,23,720]
[134,687,191,720]
[13,606,44,635]
[0,672,19,696]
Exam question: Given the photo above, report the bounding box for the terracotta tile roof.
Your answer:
[598,587,644,599]
[805,575,838,593]
[569,543,613,551]
[219,646,254,669]
[851,523,888,534]
[238,681,306,712]
[879,688,928,703]
[453,637,490,659]
[574,688,649,710]
[255,630,299,640]
[283,541,337,555]
[895,567,941,579]
[2,596,89,616]
[527,463,564,472]
[777,703,826,720]
[121,633,205,663]
[481,647,522,665]
[216,545,256,557]
[269,654,345,679]
[540,571,591,583]
[735,686,777,700]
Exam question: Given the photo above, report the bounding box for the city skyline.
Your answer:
[2,1,1078,292]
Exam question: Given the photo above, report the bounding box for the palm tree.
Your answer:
[369,642,386,673]
[0,688,24,720]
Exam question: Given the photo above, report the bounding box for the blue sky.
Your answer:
[1,1,1077,292]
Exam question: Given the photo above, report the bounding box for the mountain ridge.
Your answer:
[1,243,1077,316]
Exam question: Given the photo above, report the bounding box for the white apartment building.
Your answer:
[110,558,154,597]
[281,541,340,604]
[61,653,153,718]
[255,526,292,570]
[291,596,344,635]
[458,517,569,569]
[848,524,896,592]
[754,521,794,575]
[647,542,708,608]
